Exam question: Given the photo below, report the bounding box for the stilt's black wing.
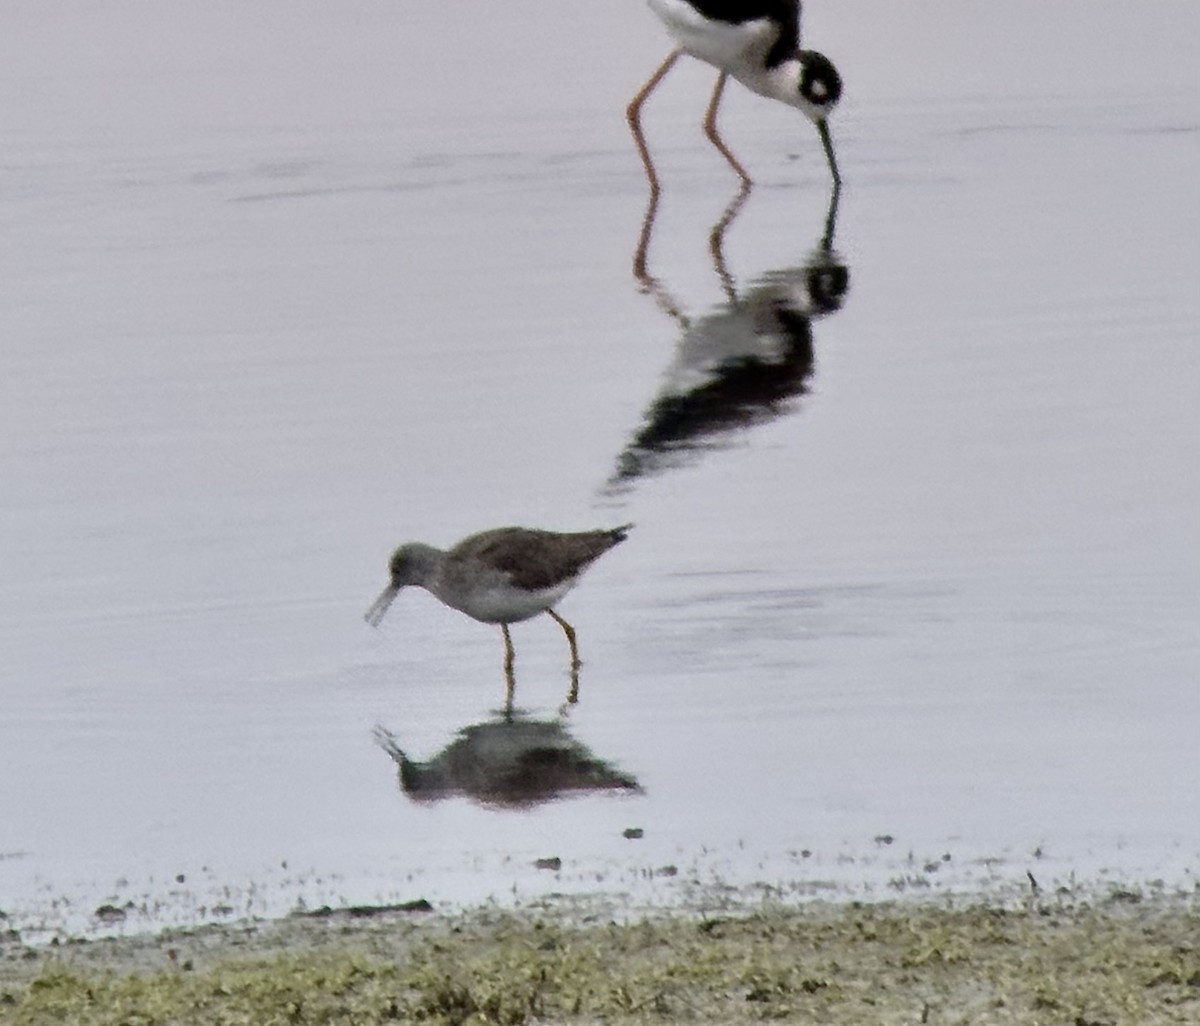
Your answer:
[683,0,802,64]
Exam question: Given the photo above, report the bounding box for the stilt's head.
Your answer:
[756,49,842,122]
[364,543,438,626]
[798,51,842,186]
[796,51,842,121]
[758,50,842,183]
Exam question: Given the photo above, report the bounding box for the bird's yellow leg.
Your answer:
[501,623,515,674]
[546,608,580,669]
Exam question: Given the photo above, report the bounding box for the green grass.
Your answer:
[3,893,1198,1024]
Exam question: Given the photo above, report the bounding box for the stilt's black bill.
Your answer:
[817,118,841,186]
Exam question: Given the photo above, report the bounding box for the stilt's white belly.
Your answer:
[646,0,776,74]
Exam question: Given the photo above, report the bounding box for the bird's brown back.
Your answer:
[451,526,631,592]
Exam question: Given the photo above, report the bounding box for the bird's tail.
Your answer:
[610,523,634,543]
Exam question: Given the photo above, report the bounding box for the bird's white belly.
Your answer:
[646,0,776,73]
[446,578,576,625]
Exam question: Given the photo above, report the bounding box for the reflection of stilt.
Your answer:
[632,189,688,323]
[637,177,840,300]
[708,184,752,302]
[609,179,848,495]
[634,180,754,314]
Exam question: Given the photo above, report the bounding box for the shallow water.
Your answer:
[1,1,1198,939]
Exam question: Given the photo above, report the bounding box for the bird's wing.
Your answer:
[685,0,802,64]
[458,529,622,592]
[767,0,802,62]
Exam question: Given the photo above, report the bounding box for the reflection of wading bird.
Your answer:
[365,526,632,681]
[608,187,848,491]
[373,720,641,809]
[629,0,843,192]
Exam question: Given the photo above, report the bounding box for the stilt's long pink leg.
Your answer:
[703,71,752,186]
[627,49,682,195]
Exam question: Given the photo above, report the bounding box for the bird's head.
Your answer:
[796,50,842,120]
[792,50,843,186]
[364,543,430,626]
[387,544,425,586]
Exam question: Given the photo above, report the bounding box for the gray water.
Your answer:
[2,1,1198,940]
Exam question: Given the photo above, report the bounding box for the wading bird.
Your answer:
[365,525,632,675]
[629,0,843,191]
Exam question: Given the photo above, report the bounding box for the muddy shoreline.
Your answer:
[3,881,1196,1024]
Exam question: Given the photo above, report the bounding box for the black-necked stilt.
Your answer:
[629,0,842,191]
[365,525,632,673]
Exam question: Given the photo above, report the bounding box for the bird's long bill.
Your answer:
[816,118,841,187]
[364,583,400,627]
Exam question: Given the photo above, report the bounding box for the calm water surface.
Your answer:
[1,1,1197,938]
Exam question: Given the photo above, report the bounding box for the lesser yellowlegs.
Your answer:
[365,524,632,673]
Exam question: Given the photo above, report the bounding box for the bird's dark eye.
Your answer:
[799,52,842,108]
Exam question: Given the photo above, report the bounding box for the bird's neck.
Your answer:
[734,59,805,110]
